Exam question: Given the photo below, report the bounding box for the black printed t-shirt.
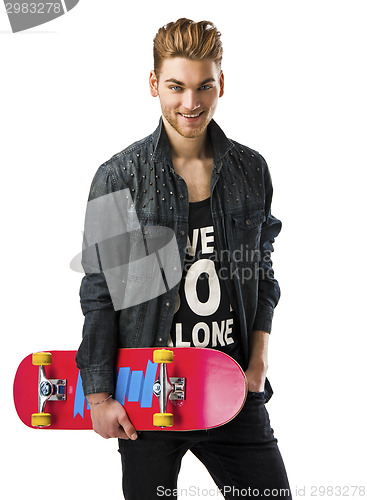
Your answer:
[169,196,245,368]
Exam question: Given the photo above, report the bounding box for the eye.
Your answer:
[200,85,212,90]
[170,86,182,91]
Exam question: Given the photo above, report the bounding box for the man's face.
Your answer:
[149,57,224,139]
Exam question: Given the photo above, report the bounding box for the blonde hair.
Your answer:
[153,18,223,81]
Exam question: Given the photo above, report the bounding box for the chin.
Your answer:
[162,110,212,139]
[175,118,211,138]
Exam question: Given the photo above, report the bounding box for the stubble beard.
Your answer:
[161,106,212,139]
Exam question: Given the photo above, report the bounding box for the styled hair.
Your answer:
[153,18,223,81]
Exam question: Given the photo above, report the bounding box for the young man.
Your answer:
[76,18,292,499]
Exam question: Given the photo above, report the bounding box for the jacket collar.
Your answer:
[151,116,234,173]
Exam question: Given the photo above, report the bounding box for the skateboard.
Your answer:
[13,348,247,431]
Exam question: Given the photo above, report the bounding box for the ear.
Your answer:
[149,70,159,97]
[219,71,224,98]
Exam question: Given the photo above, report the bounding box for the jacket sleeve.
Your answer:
[252,155,282,334]
[75,164,120,396]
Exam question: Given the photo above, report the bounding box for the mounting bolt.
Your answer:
[153,382,161,395]
[40,381,52,397]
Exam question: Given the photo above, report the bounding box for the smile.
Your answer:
[179,111,204,120]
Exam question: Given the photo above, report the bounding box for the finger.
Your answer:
[115,427,130,440]
[118,411,138,440]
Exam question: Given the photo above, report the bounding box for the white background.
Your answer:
[1,1,366,498]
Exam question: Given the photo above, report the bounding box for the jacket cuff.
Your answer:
[79,367,115,396]
[252,306,274,334]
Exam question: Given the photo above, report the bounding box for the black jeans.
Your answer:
[118,392,292,499]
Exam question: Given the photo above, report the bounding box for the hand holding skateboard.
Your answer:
[88,394,138,440]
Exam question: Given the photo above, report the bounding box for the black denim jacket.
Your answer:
[76,117,281,401]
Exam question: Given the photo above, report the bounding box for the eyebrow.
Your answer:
[164,77,216,86]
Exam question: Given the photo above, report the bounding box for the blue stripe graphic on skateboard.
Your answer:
[73,360,158,418]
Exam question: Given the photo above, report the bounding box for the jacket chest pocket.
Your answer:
[230,208,265,267]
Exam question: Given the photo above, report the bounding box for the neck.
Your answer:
[162,116,212,162]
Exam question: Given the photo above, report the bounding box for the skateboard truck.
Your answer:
[31,352,66,427]
[152,350,186,428]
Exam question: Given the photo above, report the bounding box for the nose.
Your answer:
[182,90,200,112]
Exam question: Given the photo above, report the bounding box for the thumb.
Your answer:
[117,406,138,440]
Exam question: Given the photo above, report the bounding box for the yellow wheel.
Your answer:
[153,349,174,364]
[31,413,51,427]
[32,352,52,366]
[153,413,174,427]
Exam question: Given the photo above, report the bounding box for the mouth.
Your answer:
[178,111,204,122]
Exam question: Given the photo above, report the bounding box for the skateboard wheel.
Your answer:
[31,413,51,427]
[153,413,174,427]
[32,352,52,366]
[153,350,174,364]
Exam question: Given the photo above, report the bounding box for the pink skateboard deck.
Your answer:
[13,348,247,431]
